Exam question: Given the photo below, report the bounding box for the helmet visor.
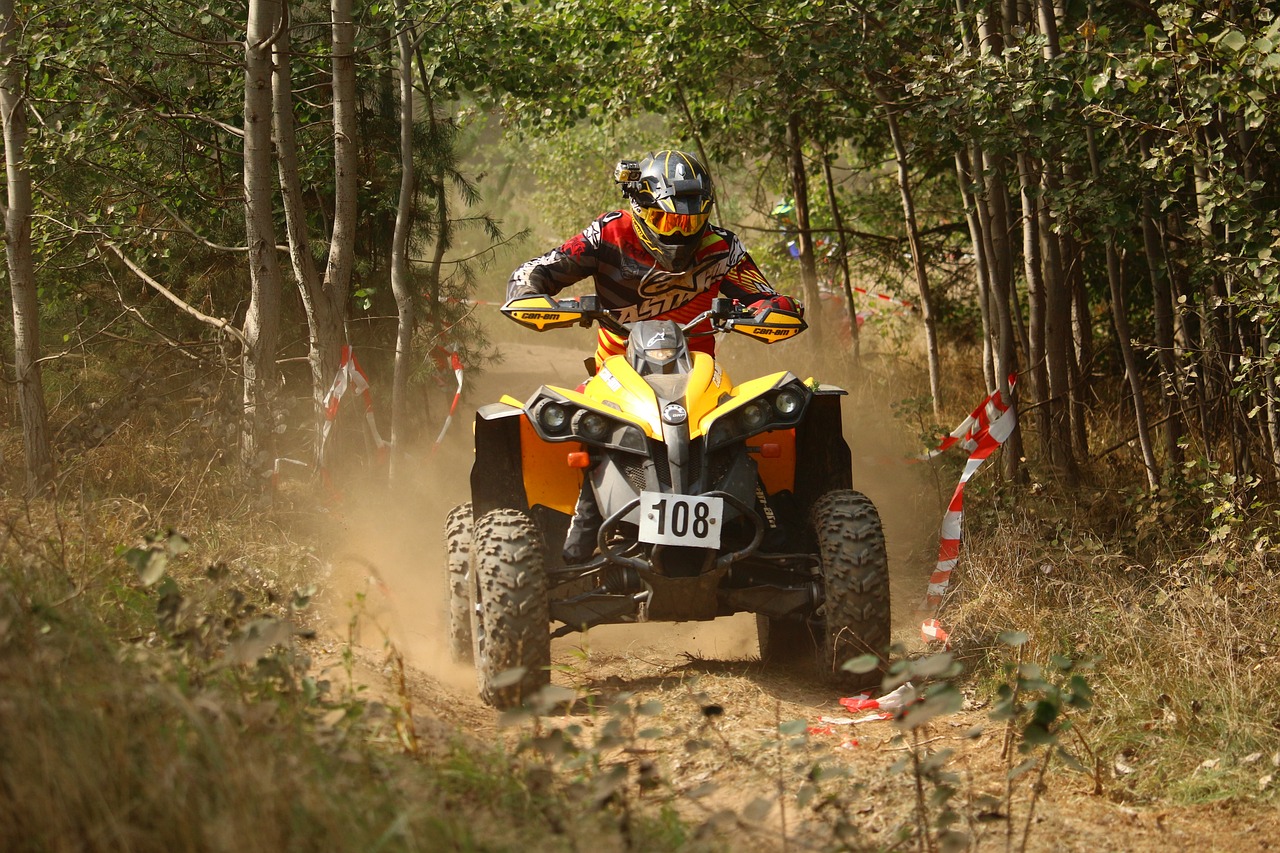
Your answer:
[638,207,710,238]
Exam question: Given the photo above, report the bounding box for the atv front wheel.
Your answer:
[758,489,890,690]
[444,503,473,663]
[469,508,551,708]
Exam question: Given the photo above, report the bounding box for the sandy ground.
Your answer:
[304,330,1280,853]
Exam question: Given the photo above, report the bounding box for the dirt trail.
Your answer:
[313,333,1279,852]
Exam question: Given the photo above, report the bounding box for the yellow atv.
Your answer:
[446,295,890,708]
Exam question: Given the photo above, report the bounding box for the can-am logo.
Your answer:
[662,403,688,425]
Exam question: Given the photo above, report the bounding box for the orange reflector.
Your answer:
[760,443,781,458]
[567,451,590,468]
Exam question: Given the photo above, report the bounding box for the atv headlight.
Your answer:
[536,401,569,434]
[706,379,812,451]
[646,347,677,361]
[577,412,610,441]
[561,407,648,454]
[739,400,770,431]
[773,389,804,418]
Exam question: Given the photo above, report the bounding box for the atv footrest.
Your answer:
[720,582,822,619]
[550,590,650,637]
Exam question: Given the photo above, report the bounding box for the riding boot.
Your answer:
[563,476,603,564]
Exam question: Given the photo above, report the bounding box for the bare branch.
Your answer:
[103,242,249,349]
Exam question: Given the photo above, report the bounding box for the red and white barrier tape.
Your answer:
[814,682,919,724]
[852,286,914,311]
[441,296,507,307]
[921,618,950,646]
[920,377,1018,643]
[319,345,389,464]
[432,350,465,453]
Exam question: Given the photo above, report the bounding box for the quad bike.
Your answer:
[446,294,890,709]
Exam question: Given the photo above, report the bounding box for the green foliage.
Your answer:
[874,640,1098,852]
[120,528,190,586]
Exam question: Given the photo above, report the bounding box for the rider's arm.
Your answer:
[506,220,605,300]
[716,240,805,315]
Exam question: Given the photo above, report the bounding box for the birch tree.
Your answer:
[241,0,284,467]
[273,0,344,422]
[0,0,53,495]
[388,0,415,481]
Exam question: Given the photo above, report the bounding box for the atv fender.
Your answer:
[472,403,584,519]
[472,404,528,518]
[794,390,852,514]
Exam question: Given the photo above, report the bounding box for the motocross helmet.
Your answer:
[615,150,714,272]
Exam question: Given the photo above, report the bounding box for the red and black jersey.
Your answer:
[507,210,777,360]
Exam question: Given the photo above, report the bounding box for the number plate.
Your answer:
[638,492,724,548]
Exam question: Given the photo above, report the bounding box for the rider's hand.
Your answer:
[748,295,804,318]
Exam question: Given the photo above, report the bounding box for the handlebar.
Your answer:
[501,292,805,343]
[548,295,756,337]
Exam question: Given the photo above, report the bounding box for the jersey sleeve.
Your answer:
[717,241,778,303]
[506,219,605,300]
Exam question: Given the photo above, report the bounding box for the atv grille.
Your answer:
[687,438,703,484]
[651,442,671,487]
[626,439,705,492]
[623,460,647,492]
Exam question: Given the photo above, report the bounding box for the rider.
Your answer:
[506,150,803,564]
[507,150,801,370]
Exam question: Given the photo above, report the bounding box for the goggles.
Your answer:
[638,206,709,238]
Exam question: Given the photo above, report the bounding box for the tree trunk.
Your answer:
[1039,166,1078,482]
[976,147,1025,482]
[1089,130,1157,488]
[821,147,859,362]
[1066,232,1090,458]
[1037,0,1088,463]
[1265,325,1280,471]
[1139,138,1183,466]
[416,62,450,314]
[325,0,357,339]
[389,0,415,483]
[273,0,344,437]
[878,88,941,415]
[1016,151,1050,454]
[241,0,284,470]
[0,0,54,496]
[956,149,996,392]
[966,5,1024,478]
[785,115,822,346]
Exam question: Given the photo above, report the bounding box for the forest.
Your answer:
[2,0,1278,849]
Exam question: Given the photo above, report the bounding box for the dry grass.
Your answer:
[946,480,1280,805]
[0,458,691,852]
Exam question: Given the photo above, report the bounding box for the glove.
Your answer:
[749,295,804,318]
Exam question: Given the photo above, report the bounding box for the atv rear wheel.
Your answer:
[444,503,473,663]
[757,489,890,690]
[469,508,551,709]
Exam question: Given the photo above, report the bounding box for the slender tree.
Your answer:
[241,0,284,467]
[324,0,357,337]
[821,147,860,362]
[876,83,941,415]
[0,0,53,495]
[273,0,345,423]
[389,0,415,481]
[785,115,823,345]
